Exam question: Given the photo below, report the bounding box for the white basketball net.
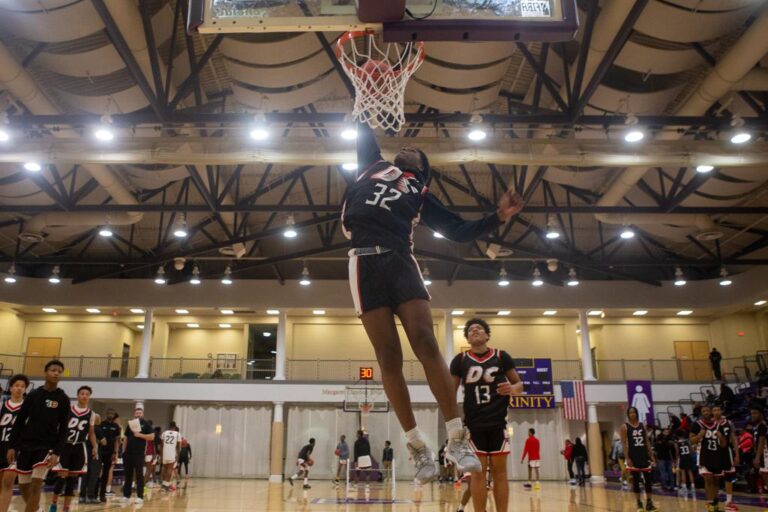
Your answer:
[336,31,425,132]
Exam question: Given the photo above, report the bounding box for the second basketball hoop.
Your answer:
[335,31,425,132]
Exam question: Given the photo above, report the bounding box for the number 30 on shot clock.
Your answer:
[359,367,374,380]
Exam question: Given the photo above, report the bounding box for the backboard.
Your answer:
[188,0,579,42]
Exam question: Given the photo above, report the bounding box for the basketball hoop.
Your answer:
[360,402,374,415]
[336,31,425,132]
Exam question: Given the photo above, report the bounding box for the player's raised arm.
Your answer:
[356,122,383,173]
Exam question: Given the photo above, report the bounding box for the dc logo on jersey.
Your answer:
[371,167,420,195]
[0,414,14,427]
[465,366,499,384]
[45,400,59,408]
[68,418,88,431]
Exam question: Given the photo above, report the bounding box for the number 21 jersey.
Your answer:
[450,349,515,431]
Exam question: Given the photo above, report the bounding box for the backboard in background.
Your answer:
[188,0,579,42]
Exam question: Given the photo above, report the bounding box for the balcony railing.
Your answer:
[0,353,754,384]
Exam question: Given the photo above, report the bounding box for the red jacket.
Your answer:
[522,436,541,462]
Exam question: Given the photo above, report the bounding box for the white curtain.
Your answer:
[285,405,439,480]
[173,405,272,478]
[505,409,568,481]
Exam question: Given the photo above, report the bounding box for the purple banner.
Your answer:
[626,380,655,426]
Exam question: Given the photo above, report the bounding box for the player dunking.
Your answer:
[621,406,658,512]
[450,318,522,512]
[691,404,726,512]
[713,405,740,511]
[345,123,524,482]
[8,360,70,512]
[49,386,97,512]
[288,438,315,489]
[0,374,29,512]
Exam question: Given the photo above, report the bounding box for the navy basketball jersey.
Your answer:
[450,349,515,431]
[0,400,22,444]
[626,422,650,469]
[66,406,92,445]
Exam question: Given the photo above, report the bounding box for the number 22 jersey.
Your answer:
[450,349,515,431]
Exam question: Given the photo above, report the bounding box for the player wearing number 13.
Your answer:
[344,123,525,484]
[450,318,522,512]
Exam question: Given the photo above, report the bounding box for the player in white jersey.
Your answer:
[160,422,181,492]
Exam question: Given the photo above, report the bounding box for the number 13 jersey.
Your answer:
[450,349,515,431]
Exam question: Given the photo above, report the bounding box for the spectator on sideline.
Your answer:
[709,348,723,381]
[571,438,588,486]
[382,441,394,481]
[653,428,675,491]
[333,435,349,486]
[560,439,575,484]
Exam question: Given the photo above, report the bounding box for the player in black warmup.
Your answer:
[288,438,315,489]
[751,406,768,487]
[621,406,658,512]
[0,374,29,512]
[49,386,97,512]
[713,405,739,512]
[8,360,70,512]
[345,123,524,483]
[450,318,522,512]
[691,404,727,512]
[673,429,695,497]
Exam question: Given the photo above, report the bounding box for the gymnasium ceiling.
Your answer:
[0,0,768,289]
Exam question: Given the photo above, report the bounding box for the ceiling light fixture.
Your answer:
[0,113,10,143]
[221,265,233,285]
[696,165,714,173]
[719,267,732,286]
[221,309,234,315]
[175,309,189,315]
[130,308,144,314]
[341,162,358,171]
[566,268,579,287]
[497,267,510,287]
[422,266,432,286]
[283,215,298,239]
[189,264,201,285]
[433,232,444,239]
[754,300,766,306]
[98,225,113,237]
[674,266,686,287]
[42,307,57,313]
[86,308,101,314]
[545,216,560,240]
[588,310,603,316]
[340,117,358,141]
[299,265,311,286]
[154,266,166,285]
[4,264,16,284]
[262,332,272,337]
[48,265,61,284]
[531,267,544,287]
[467,113,487,141]
[93,113,115,142]
[312,309,326,315]
[677,310,693,316]
[633,310,648,316]
[543,310,557,316]
[186,323,199,328]
[623,114,644,143]
[249,113,269,141]
[266,309,280,315]
[173,214,188,238]
[729,115,751,144]
[452,310,465,316]
[620,225,635,240]
[219,323,231,328]
[497,310,511,316]
[137,324,144,329]
[23,162,41,172]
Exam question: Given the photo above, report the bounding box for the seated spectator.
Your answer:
[705,389,716,405]
[669,414,681,431]
[679,413,690,433]
[719,383,735,407]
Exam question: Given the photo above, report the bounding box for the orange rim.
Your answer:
[335,31,425,74]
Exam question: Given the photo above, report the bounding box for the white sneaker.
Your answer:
[445,430,481,474]
[120,497,130,504]
[135,498,143,505]
[406,443,438,484]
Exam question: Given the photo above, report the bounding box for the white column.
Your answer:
[136,308,153,378]
[578,310,596,381]
[444,310,455,364]
[269,402,285,483]
[586,403,605,481]
[274,311,287,381]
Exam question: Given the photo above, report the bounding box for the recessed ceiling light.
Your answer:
[266,309,280,315]
[677,310,693,316]
[587,310,603,316]
[23,162,42,172]
[137,324,144,329]
[42,307,57,313]
[696,165,714,173]
[130,308,144,314]
[433,232,444,239]
[755,300,767,306]
[312,310,326,315]
[86,308,101,314]
[175,309,189,314]
[497,310,511,316]
[624,129,645,143]
[543,310,557,316]
[340,127,358,140]
[633,310,648,316]
[218,323,231,328]
[221,309,234,315]
[263,332,272,337]
[730,131,751,144]
[341,162,357,171]
[187,323,200,328]
[452,310,465,316]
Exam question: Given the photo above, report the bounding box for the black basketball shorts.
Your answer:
[56,443,87,474]
[468,427,510,456]
[348,249,430,316]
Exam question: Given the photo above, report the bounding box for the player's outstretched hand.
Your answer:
[496,190,525,222]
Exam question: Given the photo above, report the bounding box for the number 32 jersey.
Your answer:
[450,349,515,431]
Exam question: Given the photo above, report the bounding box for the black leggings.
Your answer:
[632,471,653,497]
[179,459,189,476]
[53,475,79,497]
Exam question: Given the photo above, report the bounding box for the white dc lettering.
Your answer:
[465,366,499,384]
[0,414,13,427]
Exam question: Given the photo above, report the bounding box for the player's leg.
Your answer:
[469,456,489,512]
[534,464,540,488]
[643,471,657,511]
[725,475,735,510]
[288,460,302,485]
[631,471,643,509]
[62,476,78,511]
[303,465,310,488]
[396,299,480,473]
[161,463,170,490]
[525,463,532,488]
[458,484,471,512]
[23,478,44,512]
[0,471,17,512]
[50,470,68,511]
[489,455,509,512]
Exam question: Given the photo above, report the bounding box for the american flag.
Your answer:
[561,380,586,420]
